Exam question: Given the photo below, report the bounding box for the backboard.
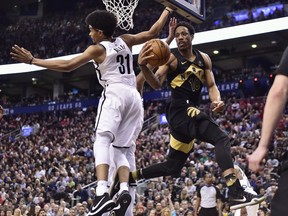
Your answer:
[155,0,205,24]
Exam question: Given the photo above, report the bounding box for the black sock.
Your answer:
[131,169,144,180]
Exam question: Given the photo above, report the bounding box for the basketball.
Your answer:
[146,39,171,67]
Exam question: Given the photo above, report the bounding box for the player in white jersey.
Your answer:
[234,165,259,216]
[107,17,177,216]
[11,7,172,216]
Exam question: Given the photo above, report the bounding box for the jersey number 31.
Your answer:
[117,54,131,74]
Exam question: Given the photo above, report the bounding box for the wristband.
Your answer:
[165,8,172,14]
[138,63,146,67]
[29,57,34,65]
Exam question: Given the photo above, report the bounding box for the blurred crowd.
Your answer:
[0,0,287,65]
[0,63,274,108]
[0,94,287,216]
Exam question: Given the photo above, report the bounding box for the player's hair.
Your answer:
[174,21,195,36]
[85,10,117,37]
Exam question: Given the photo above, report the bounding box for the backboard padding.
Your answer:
[155,0,205,24]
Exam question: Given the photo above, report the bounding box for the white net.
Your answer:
[102,0,139,31]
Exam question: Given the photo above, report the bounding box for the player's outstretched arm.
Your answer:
[11,44,102,72]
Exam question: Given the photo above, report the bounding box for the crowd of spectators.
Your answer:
[0,94,287,216]
[1,0,287,215]
[0,0,287,65]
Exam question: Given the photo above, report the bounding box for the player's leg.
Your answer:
[135,139,191,180]
[109,90,143,216]
[89,90,125,216]
[192,111,265,210]
[109,147,132,216]
[110,144,137,216]
[270,169,288,216]
[125,143,136,216]
[131,102,194,181]
[102,146,118,216]
[234,165,259,216]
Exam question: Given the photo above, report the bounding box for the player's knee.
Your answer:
[112,147,130,169]
[165,158,184,176]
[94,131,114,166]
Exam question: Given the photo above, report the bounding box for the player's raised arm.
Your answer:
[121,7,173,47]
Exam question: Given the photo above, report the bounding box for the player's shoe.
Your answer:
[229,188,265,210]
[88,192,116,216]
[109,172,137,199]
[109,190,132,216]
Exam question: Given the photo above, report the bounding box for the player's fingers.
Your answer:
[142,48,153,57]
[143,54,154,60]
[10,52,21,58]
[142,43,152,53]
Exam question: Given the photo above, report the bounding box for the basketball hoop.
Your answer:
[102,0,140,31]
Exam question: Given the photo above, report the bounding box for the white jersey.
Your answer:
[93,37,136,88]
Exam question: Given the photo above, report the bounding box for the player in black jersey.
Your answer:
[133,21,265,211]
[248,46,288,216]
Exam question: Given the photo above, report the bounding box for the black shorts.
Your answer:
[199,207,218,216]
[166,100,219,157]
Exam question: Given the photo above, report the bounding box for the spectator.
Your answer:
[73,185,88,204]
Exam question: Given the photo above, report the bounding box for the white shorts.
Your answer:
[95,83,143,148]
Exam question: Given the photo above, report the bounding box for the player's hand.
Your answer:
[138,42,154,66]
[11,44,34,64]
[211,100,225,113]
[247,145,268,172]
[168,17,177,38]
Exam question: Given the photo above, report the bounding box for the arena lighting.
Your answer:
[251,44,257,48]
[1,17,288,75]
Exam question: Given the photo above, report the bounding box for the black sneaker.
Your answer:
[229,189,265,210]
[109,190,132,216]
[88,193,116,216]
[109,172,137,199]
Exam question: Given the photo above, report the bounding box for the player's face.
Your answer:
[175,26,193,50]
[88,25,103,44]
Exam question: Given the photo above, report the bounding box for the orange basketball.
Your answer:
[146,39,171,67]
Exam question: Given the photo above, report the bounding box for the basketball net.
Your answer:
[102,0,139,31]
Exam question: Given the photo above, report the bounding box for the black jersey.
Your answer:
[167,48,206,106]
